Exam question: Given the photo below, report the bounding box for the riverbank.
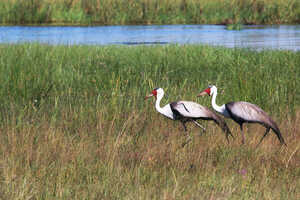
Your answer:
[0,0,299,25]
[0,44,299,199]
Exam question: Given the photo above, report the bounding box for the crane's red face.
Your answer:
[197,87,211,97]
[145,89,158,99]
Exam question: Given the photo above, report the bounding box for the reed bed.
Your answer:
[0,43,299,199]
[0,0,299,25]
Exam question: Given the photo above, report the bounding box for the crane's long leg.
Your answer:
[192,120,206,132]
[256,127,270,147]
[181,136,192,147]
[181,121,192,147]
[181,121,188,132]
[240,124,245,144]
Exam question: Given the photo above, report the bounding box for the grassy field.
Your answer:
[0,0,300,25]
[0,44,299,199]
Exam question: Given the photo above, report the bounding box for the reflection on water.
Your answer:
[1,25,300,50]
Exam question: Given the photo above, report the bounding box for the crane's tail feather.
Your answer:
[266,117,287,146]
[213,118,234,143]
[271,127,287,146]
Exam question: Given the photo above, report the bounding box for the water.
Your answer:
[1,25,300,51]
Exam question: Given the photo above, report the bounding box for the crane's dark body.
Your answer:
[225,101,286,145]
[170,101,234,142]
[198,85,287,146]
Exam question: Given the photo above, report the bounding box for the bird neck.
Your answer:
[211,91,228,117]
[155,93,164,114]
[154,92,175,120]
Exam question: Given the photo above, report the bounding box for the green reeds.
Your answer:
[0,43,299,199]
[0,0,300,25]
[226,23,244,30]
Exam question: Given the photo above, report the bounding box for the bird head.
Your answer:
[197,85,217,97]
[145,88,164,100]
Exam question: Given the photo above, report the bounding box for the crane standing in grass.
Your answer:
[145,88,234,143]
[197,85,287,146]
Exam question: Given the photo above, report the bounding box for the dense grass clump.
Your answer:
[0,44,299,199]
[0,0,300,25]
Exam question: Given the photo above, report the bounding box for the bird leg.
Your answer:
[180,120,193,147]
[192,120,206,132]
[240,124,245,144]
[181,135,192,148]
[181,121,188,132]
[256,127,270,147]
[224,132,230,144]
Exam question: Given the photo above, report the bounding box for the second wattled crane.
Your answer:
[198,85,286,146]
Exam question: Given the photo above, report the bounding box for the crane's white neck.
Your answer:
[211,88,230,118]
[155,93,164,114]
[154,89,174,120]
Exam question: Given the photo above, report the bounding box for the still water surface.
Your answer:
[1,25,300,50]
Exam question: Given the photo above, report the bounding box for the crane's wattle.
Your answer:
[152,89,157,96]
[205,88,211,96]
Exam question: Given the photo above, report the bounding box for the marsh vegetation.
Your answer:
[0,44,299,199]
[1,0,300,25]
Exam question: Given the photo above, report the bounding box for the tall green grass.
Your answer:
[0,0,300,25]
[0,44,299,199]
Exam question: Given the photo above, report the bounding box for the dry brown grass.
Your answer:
[0,108,299,199]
